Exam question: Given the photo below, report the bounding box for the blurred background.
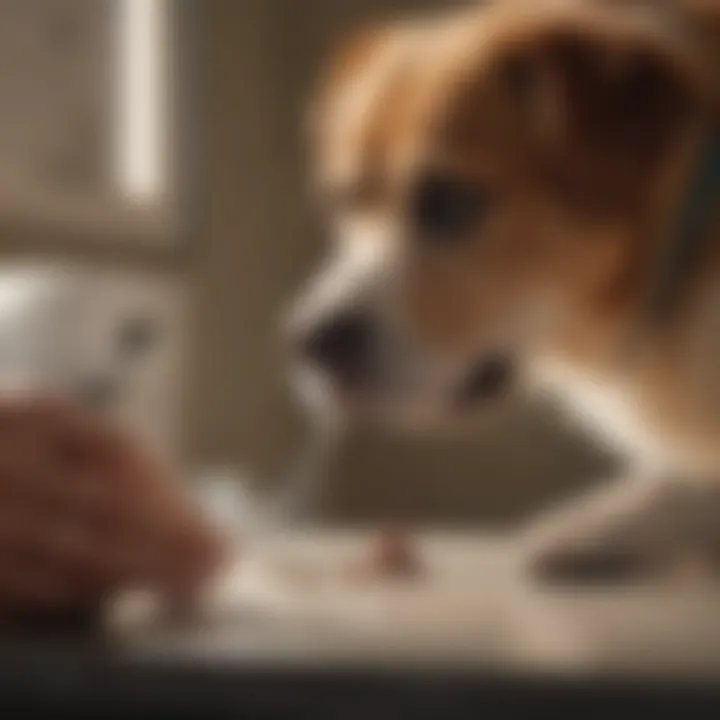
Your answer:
[0,0,615,527]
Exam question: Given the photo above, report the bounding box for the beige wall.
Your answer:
[187,0,614,525]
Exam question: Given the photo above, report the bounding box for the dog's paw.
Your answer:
[524,542,659,586]
[517,518,664,586]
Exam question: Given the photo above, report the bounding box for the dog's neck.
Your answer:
[541,3,720,373]
[634,129,720,340]
[537,121,720,376]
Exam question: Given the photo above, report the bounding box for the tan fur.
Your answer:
[297,0,720,578]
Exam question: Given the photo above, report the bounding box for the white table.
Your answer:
[111,530,720,682]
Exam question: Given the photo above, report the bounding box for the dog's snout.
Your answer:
[300,312,374,382]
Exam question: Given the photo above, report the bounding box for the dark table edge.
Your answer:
[1,648,720,717]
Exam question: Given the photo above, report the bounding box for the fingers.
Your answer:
[0,395,229,613]
[0,477,226,610]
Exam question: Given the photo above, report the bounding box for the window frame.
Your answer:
[0,0,200,263]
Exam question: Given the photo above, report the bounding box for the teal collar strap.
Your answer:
[642,132,720,332]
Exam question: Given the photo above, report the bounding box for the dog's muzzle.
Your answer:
[293,310,378,396]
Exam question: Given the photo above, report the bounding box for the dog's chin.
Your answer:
[290,356,515,437]
[378,352,517,436]
[372,389,515,439]
[319,388,510,440]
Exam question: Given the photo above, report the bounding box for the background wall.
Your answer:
[186,0,615,526]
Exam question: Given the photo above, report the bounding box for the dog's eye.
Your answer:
[410,174,486,242]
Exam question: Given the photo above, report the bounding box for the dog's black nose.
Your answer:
[300,312,374,383]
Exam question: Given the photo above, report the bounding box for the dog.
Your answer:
[288,0,720,582]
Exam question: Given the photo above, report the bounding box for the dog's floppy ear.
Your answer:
[493,20,705,213]
[324,23,390,92]
[309,23,394,127]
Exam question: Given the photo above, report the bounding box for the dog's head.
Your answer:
[288,0,712,431]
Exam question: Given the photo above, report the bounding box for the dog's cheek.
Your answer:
[398,249,488,355]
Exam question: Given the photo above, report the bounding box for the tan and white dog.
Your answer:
[289,0,720,582]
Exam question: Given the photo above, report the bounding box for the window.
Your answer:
[0,0,187,248]
[0,2,191,456]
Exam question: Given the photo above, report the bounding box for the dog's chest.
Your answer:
[534,360,659,459]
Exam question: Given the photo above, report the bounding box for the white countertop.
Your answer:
[110,529,720,681]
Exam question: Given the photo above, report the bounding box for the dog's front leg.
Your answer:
[519,473,720,584]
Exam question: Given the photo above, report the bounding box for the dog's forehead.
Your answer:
[315,14,496,193]
[313,0,699,196]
